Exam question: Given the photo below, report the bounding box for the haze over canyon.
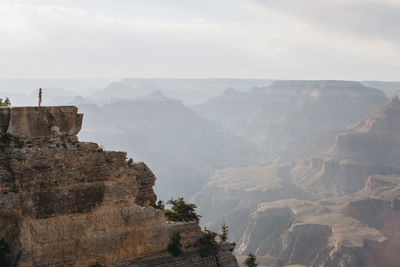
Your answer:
[0,78,399,266]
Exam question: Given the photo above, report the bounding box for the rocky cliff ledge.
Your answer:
[0,106,83,142]
[0,106,238,267]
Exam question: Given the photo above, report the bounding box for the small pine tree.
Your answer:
[243,253,257,267]
[168,232,182,257]
[218,221,229,243]
[153,200,165,210]
[197,231,220,266]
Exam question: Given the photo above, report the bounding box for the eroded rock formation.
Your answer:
[193,80,387,161]
[294,97,400,197]
[0,106,238,267]
[195,98,400,266]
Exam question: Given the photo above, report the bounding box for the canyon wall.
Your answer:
[0,106,238,267]
[195,97,400,266]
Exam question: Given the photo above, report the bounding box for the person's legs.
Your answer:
[38,98,42,107]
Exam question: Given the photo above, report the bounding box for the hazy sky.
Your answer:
[0,0,399,80]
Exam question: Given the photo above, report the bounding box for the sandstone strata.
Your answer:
[120,243,238,267]
[294,97,400,197]
[0,106,238,267]
[0,106,83,142]
[196,98,400,266]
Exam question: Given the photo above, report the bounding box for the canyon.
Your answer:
[196,96,400,266]
[0,80,399,266]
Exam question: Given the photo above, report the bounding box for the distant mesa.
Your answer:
[269,80,366,90]
[135,90,176,102]
[193,79,388,162]
[264,80,385,97]
[223,87,240,94]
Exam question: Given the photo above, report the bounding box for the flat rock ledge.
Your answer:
[0,106,83,142]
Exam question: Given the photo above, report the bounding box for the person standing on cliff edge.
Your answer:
[38,88,42,107]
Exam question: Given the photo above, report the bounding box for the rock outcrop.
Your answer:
[0,106,238,267]
[0,106,83,142]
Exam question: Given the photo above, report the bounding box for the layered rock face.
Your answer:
[195,98,400,266]
[294,97,400,197]
[0,106,238,267]
[0,106,83,142]
[193,80,387,161]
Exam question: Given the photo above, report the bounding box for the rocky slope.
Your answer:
[195,98,400,266]
[0,106,238,267]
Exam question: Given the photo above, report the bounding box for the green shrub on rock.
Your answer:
[218,221,229,243]
[163,197,201,222]
[243,253,258,267]
[168,232,183,257]
[196,231,220,266]
[152,200,165,210]
[0,97,11,107]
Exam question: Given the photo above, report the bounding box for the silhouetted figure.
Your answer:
[38,88,42,107]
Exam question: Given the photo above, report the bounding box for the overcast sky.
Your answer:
[0,0,399,80]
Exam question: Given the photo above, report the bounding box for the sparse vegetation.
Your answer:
[229,242,236,252]
[97,145,104,152]
[243,253,257,267]
[0,238,11,267]
[168,232,183,257]
[0,97,11,107]
[163,197,201,222]
[143,200,151,207]
[218,221,229,243]
[152,200,165,210]
[127,157,133,165]
[197,230,220,266]
[217,221,235,249]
